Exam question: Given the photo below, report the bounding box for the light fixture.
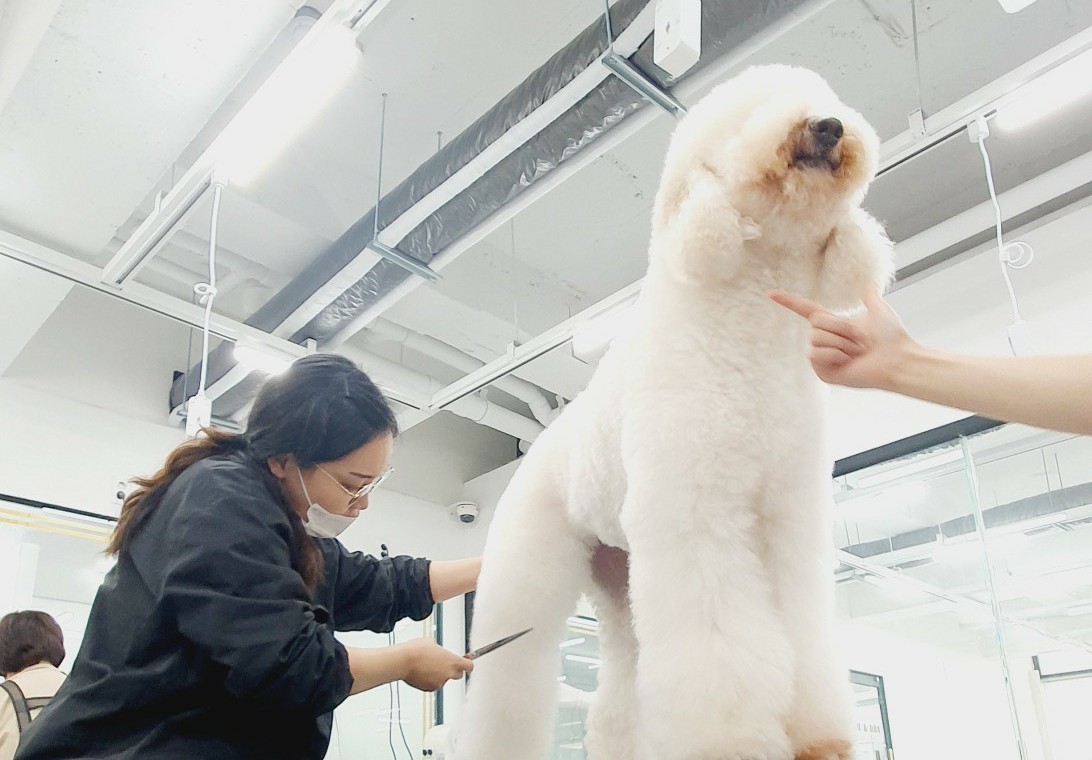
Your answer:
[233,344,294,375]
[559,637,586,648]
[101,169,219,287]
[1065,601,1092,617]
[215,25,361,184]
[571,305,634,362]
[564,655,602,666]
[566,616,600,634]
[854,448,964,490]
[836,481,930,521]
[932,529,1030,562]
[994,49,1092,131]
[931,533,981,562]
[995,0,1041,12]
[859,572,923,599]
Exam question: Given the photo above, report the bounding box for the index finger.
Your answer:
[768,289,825,321]
[862,286,887,313]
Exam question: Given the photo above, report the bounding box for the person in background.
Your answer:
[0,611,67,760]
[17,354,479,760]
[769,288,1092,435]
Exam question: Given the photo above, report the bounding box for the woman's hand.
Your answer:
[396,638,473,692]
[768,287,917,391]
[770,287,1092,435]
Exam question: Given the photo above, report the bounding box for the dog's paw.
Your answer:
[793,739,852,760]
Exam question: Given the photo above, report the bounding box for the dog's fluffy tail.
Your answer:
[452,453,589,760]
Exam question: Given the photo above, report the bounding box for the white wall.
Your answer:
[384,411,518,508]
[0,285,195,513]
[0,378,186,515]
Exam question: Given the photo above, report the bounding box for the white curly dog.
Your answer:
[454,65,894,760]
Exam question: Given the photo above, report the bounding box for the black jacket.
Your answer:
[16,452,434,759]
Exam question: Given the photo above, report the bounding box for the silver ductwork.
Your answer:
[172,0,832,431]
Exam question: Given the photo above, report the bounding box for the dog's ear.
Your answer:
[653,166,752,285]
[815,207,894,310]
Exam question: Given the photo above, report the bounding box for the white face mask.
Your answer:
[297,468,357,539]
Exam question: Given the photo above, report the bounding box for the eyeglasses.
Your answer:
[315,464,393,507]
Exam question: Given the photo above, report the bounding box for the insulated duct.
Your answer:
[174,0,829,423]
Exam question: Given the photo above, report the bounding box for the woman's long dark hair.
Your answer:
[107,354,398,589]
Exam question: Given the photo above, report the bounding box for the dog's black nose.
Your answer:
[808,117,844,149]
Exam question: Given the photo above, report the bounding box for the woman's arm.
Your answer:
[769,288,1092,435]
[890,346,1092,435]
[428,557,482,603]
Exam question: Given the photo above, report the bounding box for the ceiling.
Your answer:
[1,2,1091,482]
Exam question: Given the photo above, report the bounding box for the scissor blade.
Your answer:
[467,627,533,660]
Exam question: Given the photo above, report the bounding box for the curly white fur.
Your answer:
[453,65,894,760]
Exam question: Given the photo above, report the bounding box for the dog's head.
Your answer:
[657,65,879,232]
[652,66,891,304]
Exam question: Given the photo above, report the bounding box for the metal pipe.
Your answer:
[601,52,686,117]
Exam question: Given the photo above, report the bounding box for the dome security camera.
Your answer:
[453,502,479,525]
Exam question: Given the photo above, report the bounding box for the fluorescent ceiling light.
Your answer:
[564,655,601,666]
[233,344,294,375]
[836,481,930,520]
[571,305,633,361]
[995,49,1092,131]
[559,637,586,648]
[101,169,218,286]
[215,25,361,184]
[933,530,1029,561]
[1065,601,1092,617]
[854,448,964,490]
[567,616,600,633]
[996,0,1041,12]
[859,572,923,599]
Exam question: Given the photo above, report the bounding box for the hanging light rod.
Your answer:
[101,168,220,287]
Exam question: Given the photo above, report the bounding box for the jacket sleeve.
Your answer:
[161,467,353,714]
[326,543,434,632]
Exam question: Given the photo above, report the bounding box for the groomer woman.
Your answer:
[17,354,478,759]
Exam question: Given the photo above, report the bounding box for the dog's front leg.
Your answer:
[619,411,796,760]
[654,167,753,286]
[453,462,591,760]
[584,545,640,760]
[815,206,894,310]
[763,460,855,760]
